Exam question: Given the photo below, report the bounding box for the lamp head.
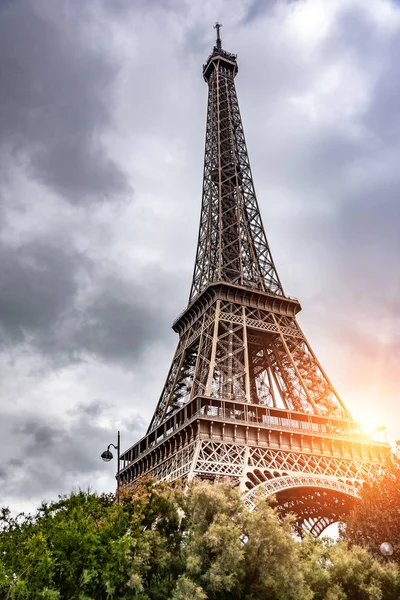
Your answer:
[380,542,393,557]
[101,449,113,462]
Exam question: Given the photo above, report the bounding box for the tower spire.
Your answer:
[193,31,283,301]
[214,21,222,49]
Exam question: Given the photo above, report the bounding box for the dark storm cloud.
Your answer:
[72,274,178,364]
[0,0,177,368]
[98,0,180,13]
[0,1,130,204]
[0,234,180,364]
[48,268,182,365]
[241,0,277,24]
[0,401,146,505]
[241,0,299,25]
[285,6,400,295]
[322,3,400,143]
[0,239,84,345]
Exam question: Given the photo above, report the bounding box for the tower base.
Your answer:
[120,395,389,535]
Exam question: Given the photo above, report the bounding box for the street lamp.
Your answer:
[380,542,394,557]
[101,431,120,486]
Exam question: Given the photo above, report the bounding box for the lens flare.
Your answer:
[360,417,383,435]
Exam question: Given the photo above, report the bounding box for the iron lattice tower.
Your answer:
[120,26,389,536]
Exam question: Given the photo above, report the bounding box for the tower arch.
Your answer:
[244,475,359,537]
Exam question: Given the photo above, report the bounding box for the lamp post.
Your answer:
[101,430,120,487]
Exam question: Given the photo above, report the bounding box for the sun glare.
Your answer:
[360,417,380,435]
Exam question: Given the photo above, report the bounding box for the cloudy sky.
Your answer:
[1,0,400,512]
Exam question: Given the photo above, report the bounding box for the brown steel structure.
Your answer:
[120,25,390,535]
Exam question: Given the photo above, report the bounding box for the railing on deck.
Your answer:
[120,400,386,471]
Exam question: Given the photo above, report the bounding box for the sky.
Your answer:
[1,0,400,513]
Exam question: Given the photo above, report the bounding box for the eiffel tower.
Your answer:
[120,25,390,535]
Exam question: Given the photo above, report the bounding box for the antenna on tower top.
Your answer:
[214,22,222,49]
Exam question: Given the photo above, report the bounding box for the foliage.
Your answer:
[180,480,309,600]
[300,535,400,600]
[345,451,400,564]
[0,478,399,599]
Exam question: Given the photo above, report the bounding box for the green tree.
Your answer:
[172,576,207,600]
[301,535,400,600]
[0,483,183,600]
[178,480,311,600]
[1,478,400,599]
[345,451,400,564]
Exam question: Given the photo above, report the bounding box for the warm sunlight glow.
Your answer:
[360,417,381,435]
